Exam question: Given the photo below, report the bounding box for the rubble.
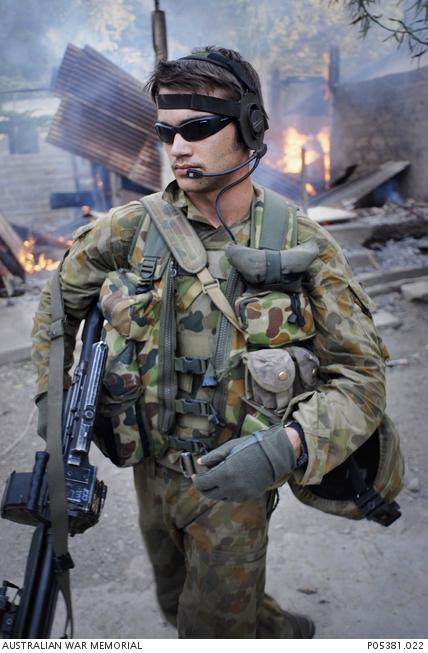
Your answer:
[313,160,410,208]
[400,278,428,303]
[0,211,25,297]
[307,206,356,224]
[406,477,421,493]
[386,359,409,367]
[372,309,401,330]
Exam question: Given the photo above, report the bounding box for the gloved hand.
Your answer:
[193,424,297,502]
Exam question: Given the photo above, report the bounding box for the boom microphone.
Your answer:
[186,144,267,179]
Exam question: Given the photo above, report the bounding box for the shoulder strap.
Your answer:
[142,194,207,273]
[140,219,170,283]
[260,188,298,250]
[141,194,243,333]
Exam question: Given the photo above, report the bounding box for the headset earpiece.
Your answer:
[239,92,267,152]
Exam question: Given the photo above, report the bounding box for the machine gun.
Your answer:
[0,304,108,638]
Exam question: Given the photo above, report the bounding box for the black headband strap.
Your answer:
[157,93,241,118]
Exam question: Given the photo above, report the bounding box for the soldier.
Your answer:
[32,46,397,638]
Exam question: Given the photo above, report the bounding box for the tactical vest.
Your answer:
[96,188,317,466]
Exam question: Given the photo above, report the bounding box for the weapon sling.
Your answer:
[46,269,74,637]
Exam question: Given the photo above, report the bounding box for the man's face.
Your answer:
[157,86,248,194]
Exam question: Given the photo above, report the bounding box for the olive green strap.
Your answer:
[260,188,298,250]
[142,194,243,333]
[46,269,74,637]
[196,267,243,333]
[141,194,207,273]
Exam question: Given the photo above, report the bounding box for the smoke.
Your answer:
[1,0,423,94]
[1,0,425,203]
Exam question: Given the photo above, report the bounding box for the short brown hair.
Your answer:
[145,46,266,119]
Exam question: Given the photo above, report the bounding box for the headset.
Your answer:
[157,50,269,155]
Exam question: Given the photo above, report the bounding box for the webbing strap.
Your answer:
[142,194,243,333]
[175,398,214,417]
[46,270,74,637]
[167,434,216,453]
[175,356,209,374]
[196,267,243,333]
[260,188,298,250]
[142,194,207,273]
[139,220,169,283]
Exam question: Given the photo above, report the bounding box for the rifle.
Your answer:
[0,304,108,638]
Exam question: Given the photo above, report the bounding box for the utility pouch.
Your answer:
[240,345,319,440]
[242,346,319,416]
[235,290,316,347]
[242,348,295,413]
[100,269,160,342]
[99,269,160,409]
[96,269,160,467]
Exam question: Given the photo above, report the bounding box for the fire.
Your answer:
[274,125,331,190]
[305,183,317,197]
[18,238,61,273]
[317,126,331,185]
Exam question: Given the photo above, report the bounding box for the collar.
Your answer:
[161,180,263,229]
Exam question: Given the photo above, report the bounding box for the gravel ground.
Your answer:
[0,292,427,639]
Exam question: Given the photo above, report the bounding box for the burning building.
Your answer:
[259,48,427,209]
[331,57,428,202]
[0,44,162,282]
[255,49,337,204]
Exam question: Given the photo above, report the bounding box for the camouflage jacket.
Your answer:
[32,182,388,484]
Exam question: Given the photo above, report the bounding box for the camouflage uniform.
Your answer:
[31,182,387,637]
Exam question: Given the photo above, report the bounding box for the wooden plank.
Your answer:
[0,261,16,297]
[313,161,410,208]
[0,211,23,257]
[357,264,428,288]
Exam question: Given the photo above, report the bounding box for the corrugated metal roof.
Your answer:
[47,45,161,191]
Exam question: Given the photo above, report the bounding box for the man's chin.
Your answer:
[174,175,206,192]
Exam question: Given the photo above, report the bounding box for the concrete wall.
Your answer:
[331,66,428,201]
[0,127,92,231]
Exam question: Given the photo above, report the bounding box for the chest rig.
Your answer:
[120,188,313,461]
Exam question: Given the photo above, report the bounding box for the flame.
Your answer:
[317,125,331,185]
[305,183,317,197]
[272,125,331,191]
[18,238,61,273]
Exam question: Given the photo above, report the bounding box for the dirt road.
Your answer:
[0,292,427,639]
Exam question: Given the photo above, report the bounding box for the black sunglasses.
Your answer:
[154,114,233,145]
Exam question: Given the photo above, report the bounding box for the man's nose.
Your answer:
[170,133,193,157]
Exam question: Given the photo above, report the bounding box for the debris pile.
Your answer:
[0,212,25,297]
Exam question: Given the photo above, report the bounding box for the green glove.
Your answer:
[194,424,297,502]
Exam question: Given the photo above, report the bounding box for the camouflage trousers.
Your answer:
[133,457,282,638]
